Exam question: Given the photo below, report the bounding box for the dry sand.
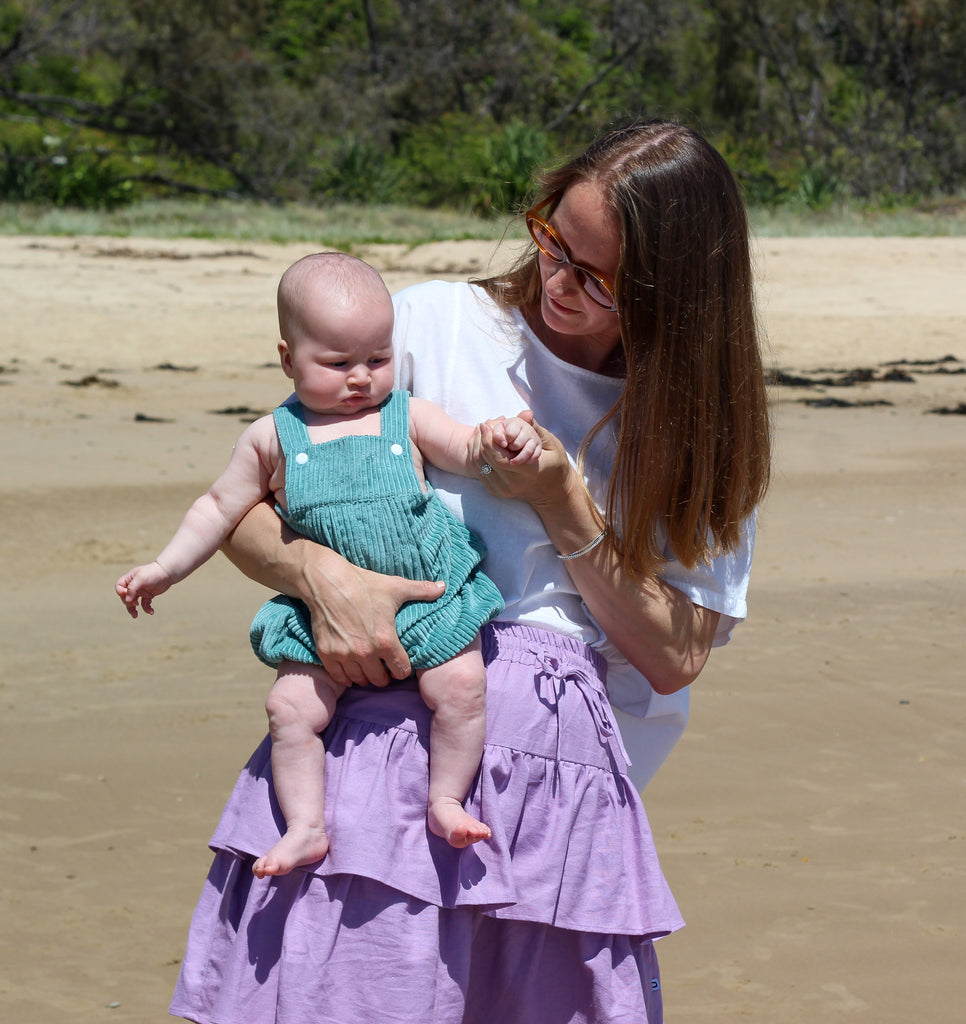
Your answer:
[1,233,964,1023]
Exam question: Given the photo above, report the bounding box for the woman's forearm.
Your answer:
[222,497,312,596]
[531,476,719,694]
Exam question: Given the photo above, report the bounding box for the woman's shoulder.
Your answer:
[393,279,512,343]
[393,278,468,304]
[392,278,493,317]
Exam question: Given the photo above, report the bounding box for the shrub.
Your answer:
[0,142,136,209]
[400,114,553,215]
[311,137,406,205]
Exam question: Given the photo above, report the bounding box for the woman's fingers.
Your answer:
[307,567,446,687]
[478,415,573,502]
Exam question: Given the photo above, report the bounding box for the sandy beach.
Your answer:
[1,233,964,1023]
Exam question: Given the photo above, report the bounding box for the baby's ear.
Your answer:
[278,340,295,377]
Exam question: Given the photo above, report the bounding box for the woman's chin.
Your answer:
[540,295,583,334]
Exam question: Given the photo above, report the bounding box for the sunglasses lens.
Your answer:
[529,218,566,263]
[575,271,615,309]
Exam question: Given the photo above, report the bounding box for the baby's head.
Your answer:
[276,252,395,415]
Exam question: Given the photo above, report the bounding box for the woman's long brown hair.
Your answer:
[478,119,771,576]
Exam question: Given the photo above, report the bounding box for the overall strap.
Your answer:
[379,390,411,445]
[272,401,312,455]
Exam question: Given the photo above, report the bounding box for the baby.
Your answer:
[116,252,540,877]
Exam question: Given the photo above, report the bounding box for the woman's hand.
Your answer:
[476,413,576,507]
[297,548,446,687]
[222,499,445,687]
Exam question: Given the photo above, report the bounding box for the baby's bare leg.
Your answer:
[417,637,491,848]
[252,661,345,878]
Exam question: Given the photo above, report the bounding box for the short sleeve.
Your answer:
[659,510,757,647]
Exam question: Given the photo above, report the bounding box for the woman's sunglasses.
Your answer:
[525,196,618,312]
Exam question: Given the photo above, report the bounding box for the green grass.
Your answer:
[750,197,966,237]
[0,198,524,247]
[1,195,965,243]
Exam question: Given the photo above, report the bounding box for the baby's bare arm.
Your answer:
[116,416,278,617]
[409,399,540,476]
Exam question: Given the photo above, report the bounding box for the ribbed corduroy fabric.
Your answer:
[250,392,502,670]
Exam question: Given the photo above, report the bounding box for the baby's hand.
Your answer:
[481,413,541,465]
[115,561,174,619]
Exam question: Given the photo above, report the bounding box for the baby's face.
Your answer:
[282,294,395,416]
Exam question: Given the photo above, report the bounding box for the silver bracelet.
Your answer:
[557,528,608,561]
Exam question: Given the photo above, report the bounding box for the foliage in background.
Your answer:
[1,0,964,213]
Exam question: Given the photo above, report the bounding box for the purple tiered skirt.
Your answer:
[170,623,682,1024]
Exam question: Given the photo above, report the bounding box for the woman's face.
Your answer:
[535,180,622,370]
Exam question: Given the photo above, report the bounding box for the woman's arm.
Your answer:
[223,499,446,687]
[478,419,719,695]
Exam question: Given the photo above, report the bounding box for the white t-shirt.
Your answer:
[393,280,755,789]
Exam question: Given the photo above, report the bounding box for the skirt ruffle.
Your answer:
[171,623,681,1024]
[211,623,681,936]
[170,861,665,1024]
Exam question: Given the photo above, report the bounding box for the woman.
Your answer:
[170,119,770,1024]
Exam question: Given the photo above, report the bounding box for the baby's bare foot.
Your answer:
[428,797,492,849]
[252,826,329,878]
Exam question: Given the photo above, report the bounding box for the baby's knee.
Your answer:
[424,663,487,717]
[447,660,487,699]
[265,669,316,721]
[266,664,340,734]
[265,684,301,727]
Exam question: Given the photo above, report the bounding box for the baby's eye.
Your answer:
[369,357,389,366]
[326,360,348,368]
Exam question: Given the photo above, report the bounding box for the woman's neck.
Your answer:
[521,303,625,377]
